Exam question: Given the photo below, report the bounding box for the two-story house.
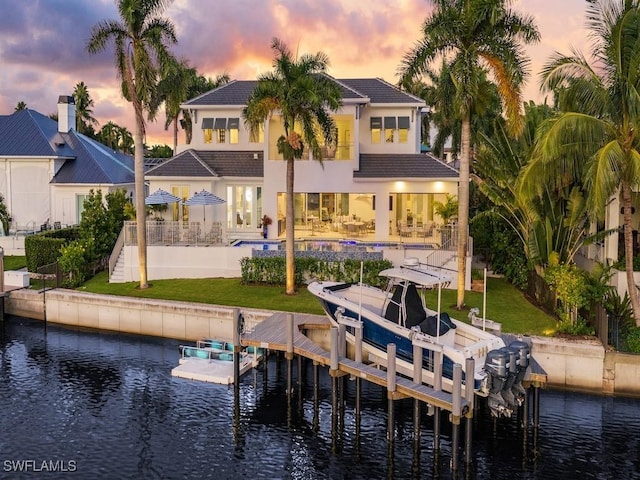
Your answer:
[145,77,459,242]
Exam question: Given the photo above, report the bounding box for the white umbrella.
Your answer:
[184,189,226,223]
[145,188,181,205]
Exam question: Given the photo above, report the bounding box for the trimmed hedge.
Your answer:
[240,256,393,287]
[24,227,79,272]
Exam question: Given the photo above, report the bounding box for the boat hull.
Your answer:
[309,280,505,394]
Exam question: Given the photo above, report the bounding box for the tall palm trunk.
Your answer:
[134,107,148,289]
[172,117,178,153]
[285,156,295,294]
[456,112,471,309]
[622,184,640,325]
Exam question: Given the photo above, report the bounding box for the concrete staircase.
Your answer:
[109,250,125,283]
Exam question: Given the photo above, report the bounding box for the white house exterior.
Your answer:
[146,77,460,242]
[0,96,135,253]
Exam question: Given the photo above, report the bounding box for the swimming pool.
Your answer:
[233,239,430,252]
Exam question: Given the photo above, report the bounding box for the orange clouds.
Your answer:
[0,0,592,146]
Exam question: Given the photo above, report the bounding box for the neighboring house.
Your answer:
[0,96,135,237]
[146,76,459,241]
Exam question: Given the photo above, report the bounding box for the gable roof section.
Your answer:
[183,80,259,106]
[146,150,216,177]
[182,77,423,108]
[0,109,74,157]
[51,132,134,184]
[339,78,424,105]
[147,149,263,178]
[355,154,458,180]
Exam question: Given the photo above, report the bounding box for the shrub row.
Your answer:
[24,227,79,272]
[240,256,393,287]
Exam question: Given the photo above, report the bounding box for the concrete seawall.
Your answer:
[5,288,639,397]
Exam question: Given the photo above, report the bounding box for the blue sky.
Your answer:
[0,0,590,145]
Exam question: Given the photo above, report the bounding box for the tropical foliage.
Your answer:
[243,38,342,295]
[96,121,135,153]
[87,0,178,289]
[58,189,130,287]
[398,0,540,309]
[73,81,99,136]
[523,0,640,324]
[155,58,230,150]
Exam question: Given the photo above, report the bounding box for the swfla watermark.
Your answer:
[3,459,77,473]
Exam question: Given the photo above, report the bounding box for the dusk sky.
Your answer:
[0,0,592,146]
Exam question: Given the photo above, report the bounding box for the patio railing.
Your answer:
[123,221,226,246]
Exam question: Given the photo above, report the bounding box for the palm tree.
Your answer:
[117,126,135,154]
[14,101,27,111]
[87,0,177,289]
[180,72,230,145]
[156,57,193,152]
[98,121,120,150]
[476,101,590,272]
[73,81,99,136]
[398,0,539,309]
[243,38,342,295]
[524,0,640,325]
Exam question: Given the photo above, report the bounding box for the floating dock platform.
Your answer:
[171,339,262,384]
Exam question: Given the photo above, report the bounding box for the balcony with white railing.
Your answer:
[123,221,226,246]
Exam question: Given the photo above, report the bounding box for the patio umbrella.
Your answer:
[145,188,181,205]
[184,189,225,223]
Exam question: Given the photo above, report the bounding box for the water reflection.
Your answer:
[0,316,639,479]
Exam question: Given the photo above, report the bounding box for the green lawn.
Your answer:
[81,270,557,336]
[4,256,26,271]
[423,278,557,336]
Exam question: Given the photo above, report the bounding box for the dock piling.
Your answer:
[451,363,462,472]
[387,343,397,443]
[464,358,475,465]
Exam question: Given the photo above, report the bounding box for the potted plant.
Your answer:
[471,268,485,292]
[261,215,272,238]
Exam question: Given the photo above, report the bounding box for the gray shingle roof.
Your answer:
[183,80,259,106]
[146,149,263,178]
[354,154,459,179]
[0,108,134,185]
[182,77,423,107]
[339,78,424,104]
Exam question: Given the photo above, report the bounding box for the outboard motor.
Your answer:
[484,348,512,417]
[507,340,531,401]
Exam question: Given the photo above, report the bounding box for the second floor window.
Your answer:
[227,118,239,144]
[370,117,382,144]
[214,118,226,143]
[202,118,213,143]
[398,116,410,143]
[384,117,396,143]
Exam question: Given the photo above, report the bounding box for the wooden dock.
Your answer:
[242,312,466,413]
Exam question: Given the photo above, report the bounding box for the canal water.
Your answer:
[0,315,638,479]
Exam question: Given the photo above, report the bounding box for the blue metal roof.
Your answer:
[0,108,134,185]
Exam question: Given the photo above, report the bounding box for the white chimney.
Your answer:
[57,95,76,133]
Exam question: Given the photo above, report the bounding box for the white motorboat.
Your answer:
[307,258,530,417]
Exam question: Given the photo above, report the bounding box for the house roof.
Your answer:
[354,154,459,179]
[183,80,259,106]
[339,78,424,105]
[0,109,75,157]
[51,134,134,184]
[182,77,423,108]
[146,149,263,178]
[0,108,134,185]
